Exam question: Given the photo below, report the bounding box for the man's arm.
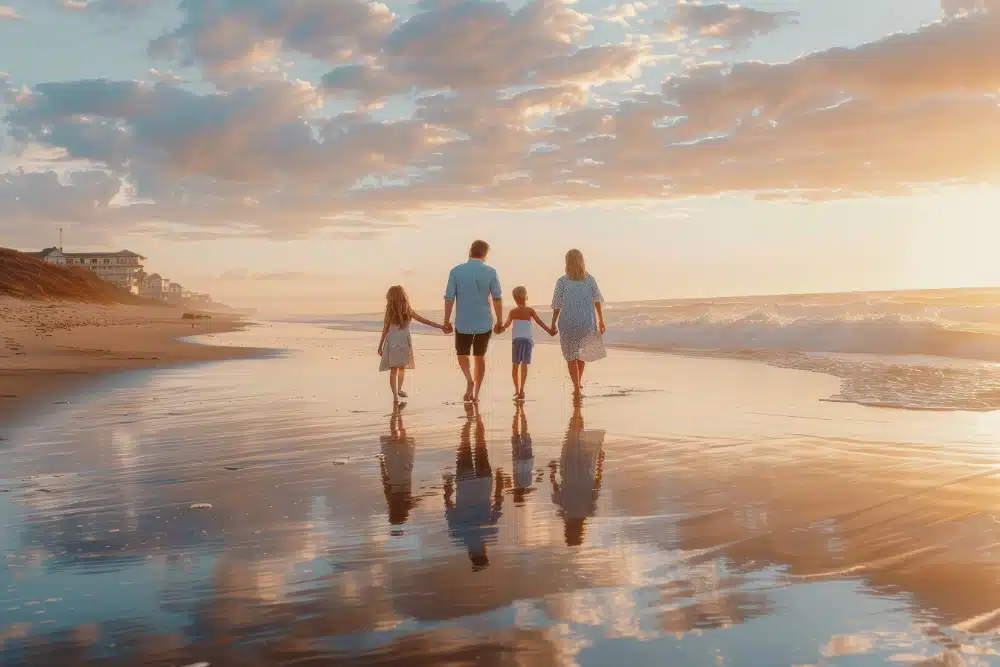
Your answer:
[490,272,503,334]
[443,269,457,333]
[443,300,454,333]
[492,298,503,334]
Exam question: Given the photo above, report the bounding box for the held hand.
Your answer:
[551,326,558,337]
[443,322,454,334]
[494,323,504,335]
[378,347,384,356]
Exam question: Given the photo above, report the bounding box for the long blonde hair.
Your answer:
[565,249,586,281]
[384,285,413,327]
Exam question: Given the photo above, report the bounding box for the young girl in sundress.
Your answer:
[378,286,446,403]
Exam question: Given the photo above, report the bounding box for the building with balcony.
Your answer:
[141,273,169,300]
[62,250,146,295]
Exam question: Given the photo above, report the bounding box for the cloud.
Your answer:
[321,0,645,102]
[941,0,1000,14]
[146,68,184,84]
[664,2,798,47]
[0,5,23,20]
[149,0,395,83]
[8,0,1000,244]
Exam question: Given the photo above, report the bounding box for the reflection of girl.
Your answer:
[550,402,605,546]
[380,409,416,527]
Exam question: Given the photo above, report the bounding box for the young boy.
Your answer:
[501,286,555,401]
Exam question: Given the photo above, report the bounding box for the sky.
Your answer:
[2,0,1000,314]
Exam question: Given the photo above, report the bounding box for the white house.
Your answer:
[61,250,146,295]
[27,247,68,265]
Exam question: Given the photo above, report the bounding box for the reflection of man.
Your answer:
[444,403,504,570]
[443,240,503,403]
[512,404,534,505]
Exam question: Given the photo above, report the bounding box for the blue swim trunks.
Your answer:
[512,338,533,364]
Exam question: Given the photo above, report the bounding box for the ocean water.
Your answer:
[5,326,1000,666]
[309,287,1000,411]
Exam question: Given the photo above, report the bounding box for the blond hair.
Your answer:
[384,285,413,327]
[565,249,586,281]
[512,286,527,305]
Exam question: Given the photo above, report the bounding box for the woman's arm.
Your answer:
[550,277,565,333]
[378,318,390,354]
[412,312,445,331]
[530,309,554,335]
[592,276,606,334]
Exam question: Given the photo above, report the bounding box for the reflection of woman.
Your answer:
[444,403,504,570]
[550,249,607,396]
[380,408,416,527]
[511,403,534,505]
[550,401,605,546]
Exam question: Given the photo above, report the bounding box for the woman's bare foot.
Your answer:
[398,390,408,398]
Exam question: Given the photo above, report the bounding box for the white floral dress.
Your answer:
[379,324,415,371]
[551,274,606,362]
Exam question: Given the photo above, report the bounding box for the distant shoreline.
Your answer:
[0,298,271,428]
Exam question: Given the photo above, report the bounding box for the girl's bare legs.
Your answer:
[519,365,528,399]
[511,364,519,397]
[567,360,581,395]
[397,367,407,398]
[389,368,399,402]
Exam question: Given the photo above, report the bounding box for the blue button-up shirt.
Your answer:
[445,259,502,334]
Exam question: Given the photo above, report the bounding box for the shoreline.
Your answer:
[0,297,270,428]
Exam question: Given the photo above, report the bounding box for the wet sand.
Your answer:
[3,325,1000,666]
[0,298,264,426]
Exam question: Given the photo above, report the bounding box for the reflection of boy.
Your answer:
[444,407,504,570]
[511,405,534,505]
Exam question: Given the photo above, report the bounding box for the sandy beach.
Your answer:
[3,323,1000,665]
[0,297,264,426]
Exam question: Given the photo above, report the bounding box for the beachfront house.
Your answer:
[141,273,169,300]
[62,250,146,295]
[165,281,185,303]
[27,247,68,265]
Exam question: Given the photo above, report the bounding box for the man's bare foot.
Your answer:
[517,391,525,400]
[464,382,474,402]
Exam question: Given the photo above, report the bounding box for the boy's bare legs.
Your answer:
[473,354,486,402]
[511,364,519,397]
[458,355,475,402]
[519,364,528,399]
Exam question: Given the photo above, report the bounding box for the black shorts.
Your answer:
[455,331,492,356]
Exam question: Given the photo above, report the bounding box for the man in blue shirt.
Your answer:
[443,240,503,402]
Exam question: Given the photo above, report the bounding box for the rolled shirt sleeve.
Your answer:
[489,271,502,300]
[445,268,457,301]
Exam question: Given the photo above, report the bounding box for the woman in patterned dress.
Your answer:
[549,249,607,396]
